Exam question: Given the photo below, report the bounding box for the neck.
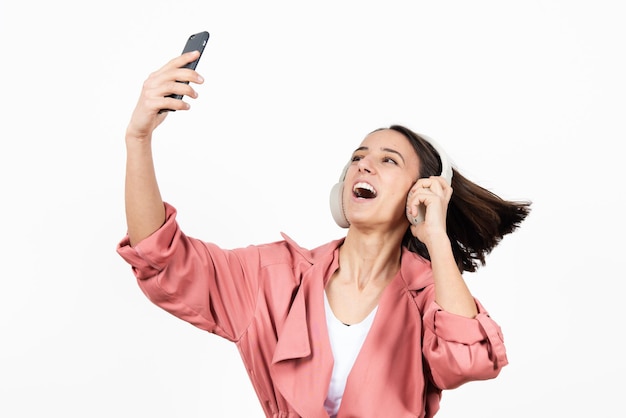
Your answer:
[338,229,403,290]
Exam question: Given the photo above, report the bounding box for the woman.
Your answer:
[117,50,531,417]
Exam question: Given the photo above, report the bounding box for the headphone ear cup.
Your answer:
[330,162,350,228]
[329,181,350,228]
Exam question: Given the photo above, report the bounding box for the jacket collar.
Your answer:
[280,232,433,291]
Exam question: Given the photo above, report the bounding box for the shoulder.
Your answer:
[243,232,343,268]
[260,233,343,263]
[399,247,435,291]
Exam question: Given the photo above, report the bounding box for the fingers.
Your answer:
[150,62,204,97]
[153,51,204,89]
[408,176,452,202]
[406,176,453,220]
[126,52,205,140]
[140,53,205,110]
[412,176,450,193]
[156,51,202,76]
[167,50,202,70]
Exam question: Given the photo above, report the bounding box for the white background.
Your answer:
[1,1,624,416]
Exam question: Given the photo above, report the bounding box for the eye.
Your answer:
[383,156,398,165]
[351,154,363,162]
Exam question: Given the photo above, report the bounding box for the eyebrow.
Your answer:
[353,146,406,164]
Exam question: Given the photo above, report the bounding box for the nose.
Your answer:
[357,157,373,174]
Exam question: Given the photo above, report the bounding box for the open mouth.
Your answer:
[353,182,377,199]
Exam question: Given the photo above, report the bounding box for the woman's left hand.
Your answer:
[406,176,453,243]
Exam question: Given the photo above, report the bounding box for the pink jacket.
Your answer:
[117,203,508,418]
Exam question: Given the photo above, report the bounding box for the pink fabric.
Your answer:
[117,203,508,418]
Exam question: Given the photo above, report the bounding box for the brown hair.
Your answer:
[385,125,532,273]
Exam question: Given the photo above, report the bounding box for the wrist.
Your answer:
[125,130,152,148]
[423,229,451,252]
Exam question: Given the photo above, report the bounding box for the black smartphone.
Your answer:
[161,31,210,111]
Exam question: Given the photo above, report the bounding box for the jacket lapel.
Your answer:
[271,285,312,363]
[270,238,340,418]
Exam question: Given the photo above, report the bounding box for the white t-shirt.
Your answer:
[323,292,378,417]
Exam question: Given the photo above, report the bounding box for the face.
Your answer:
[343,129,420,228]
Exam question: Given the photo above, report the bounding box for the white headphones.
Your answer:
[329,133,453,228]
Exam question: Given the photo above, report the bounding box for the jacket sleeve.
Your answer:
[421,289,508,390]
[116,202,260,342]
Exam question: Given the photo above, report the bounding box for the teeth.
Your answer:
[353,182,377,198]
[354,182,376,193]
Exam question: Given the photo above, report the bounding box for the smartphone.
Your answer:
[161,31,210,111]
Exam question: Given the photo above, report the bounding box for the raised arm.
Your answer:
[124,51,204,246]
[408,176,478,318]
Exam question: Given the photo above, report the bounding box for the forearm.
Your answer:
[124,134,165,246]
[428,233,478,318]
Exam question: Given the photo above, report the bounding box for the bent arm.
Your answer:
[422,296,508,390]
[409,176,477,318]
[428,232,478,317]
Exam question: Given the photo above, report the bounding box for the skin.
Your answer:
[124,51,477,327]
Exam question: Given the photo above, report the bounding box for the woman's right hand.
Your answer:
[126,51,205,142]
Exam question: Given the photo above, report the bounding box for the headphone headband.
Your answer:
[417,133,453,186]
